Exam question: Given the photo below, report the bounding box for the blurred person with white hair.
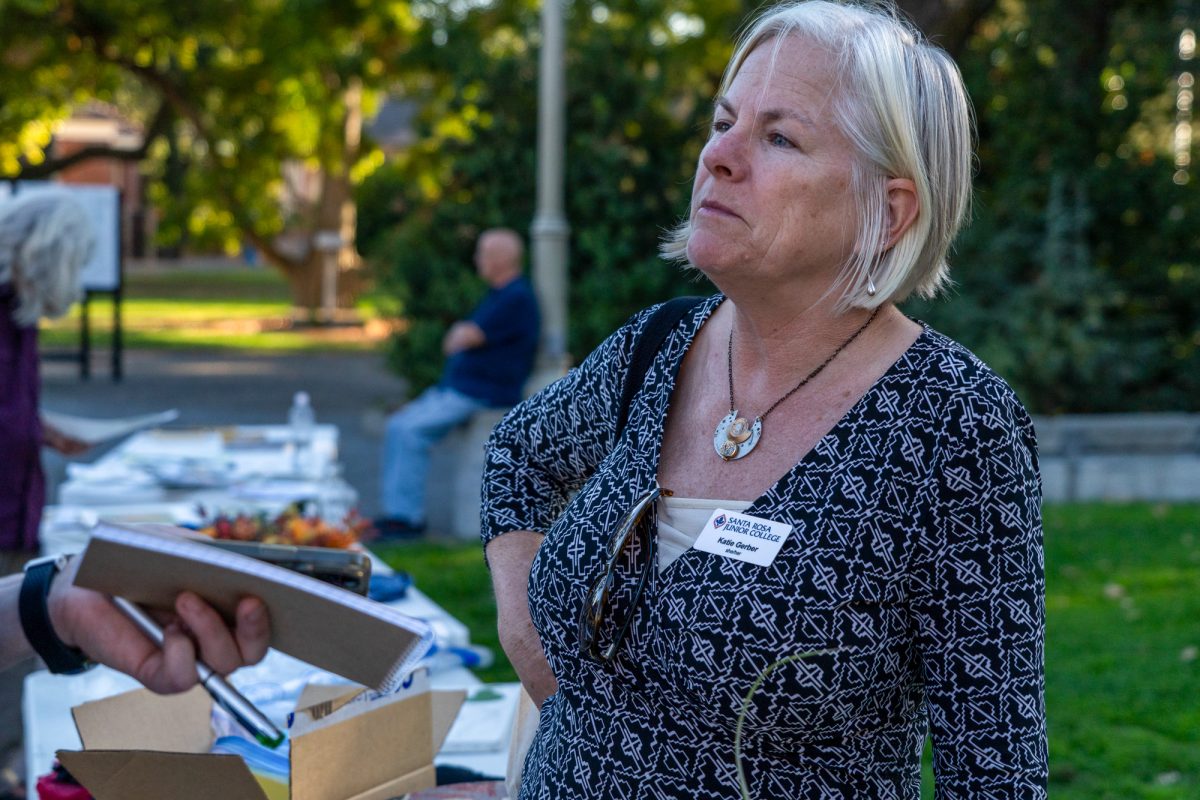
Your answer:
[0,190,94,559]
[0,190,95,799]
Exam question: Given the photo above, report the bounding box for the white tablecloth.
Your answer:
[55,425,351,514]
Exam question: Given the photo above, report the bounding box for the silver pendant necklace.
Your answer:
[714,307,880,461]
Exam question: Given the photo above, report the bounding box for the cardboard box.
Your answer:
[57,676,465,800]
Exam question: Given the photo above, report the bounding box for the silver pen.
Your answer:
[113,596,286,749]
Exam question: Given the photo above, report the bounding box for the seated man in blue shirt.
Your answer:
[376,228,540,537]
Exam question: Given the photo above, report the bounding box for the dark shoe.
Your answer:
[372,516,426,539]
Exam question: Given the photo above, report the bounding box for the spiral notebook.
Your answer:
[73,523,434,691]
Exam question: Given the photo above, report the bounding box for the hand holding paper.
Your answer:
[41,422,90,455]
[44,554,270,693]
[39,408,180,447]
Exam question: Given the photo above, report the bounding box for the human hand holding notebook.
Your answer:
[72,523,434,691]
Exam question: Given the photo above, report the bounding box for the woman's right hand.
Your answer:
[485,530,558,705]
[42,422,89,456]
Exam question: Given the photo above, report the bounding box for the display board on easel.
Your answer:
[0,181,123,380]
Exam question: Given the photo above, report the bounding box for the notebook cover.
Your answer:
[73,522,433,690]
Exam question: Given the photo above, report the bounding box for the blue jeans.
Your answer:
[380,386,487,524]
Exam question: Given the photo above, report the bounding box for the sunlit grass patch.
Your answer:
[39,267,389,353]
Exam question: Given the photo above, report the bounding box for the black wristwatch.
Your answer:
[19,554,94,674]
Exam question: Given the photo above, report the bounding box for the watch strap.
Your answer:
[19,556,94,674]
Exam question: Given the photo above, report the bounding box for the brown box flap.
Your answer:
[341,764,437,800]
[290,689,465,800]
[58,750,266,800]
[72,686,213,752]
[430,690,468,754]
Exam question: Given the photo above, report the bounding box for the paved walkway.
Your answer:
[40,349,407,519]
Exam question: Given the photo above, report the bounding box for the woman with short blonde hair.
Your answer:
[485,3,1046,797]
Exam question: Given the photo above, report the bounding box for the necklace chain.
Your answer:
[725,306,880,423]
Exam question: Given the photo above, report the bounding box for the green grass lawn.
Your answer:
[1042,503,1200,799]
[39,267,388,352]
[376,503,1200,798]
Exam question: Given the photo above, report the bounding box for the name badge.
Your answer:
[692,509,793,566]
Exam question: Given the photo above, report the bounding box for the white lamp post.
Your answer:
[314,229,342,323]
[531,0,570,386]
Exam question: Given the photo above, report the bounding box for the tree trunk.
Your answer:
[247,78,368,316]
[284,251,326,311]
[336,79,365,308]
[277,79,365,316]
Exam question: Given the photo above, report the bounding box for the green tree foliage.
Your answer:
[8,1,1188,410]
[359,1,748,393]
[0,0,419,307]
[362,0,1197,411]
[906,0,1200,412]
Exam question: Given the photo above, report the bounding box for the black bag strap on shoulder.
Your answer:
[615,295,705,437]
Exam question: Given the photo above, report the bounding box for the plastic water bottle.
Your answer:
[288,391,315,475]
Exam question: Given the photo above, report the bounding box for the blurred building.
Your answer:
[50,103,149,258]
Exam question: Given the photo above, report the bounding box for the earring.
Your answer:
[867,275,877,297]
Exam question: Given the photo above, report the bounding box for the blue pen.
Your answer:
[113,596,286,749]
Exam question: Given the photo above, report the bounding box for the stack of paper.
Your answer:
[122,428,224,460]
[439,683,523,753]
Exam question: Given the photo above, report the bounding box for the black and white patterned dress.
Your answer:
[481,296,1047,799]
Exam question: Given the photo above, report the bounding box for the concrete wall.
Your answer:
[419,412,1200,539]
[425,409,511,540]
[1032,414,1200,502]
